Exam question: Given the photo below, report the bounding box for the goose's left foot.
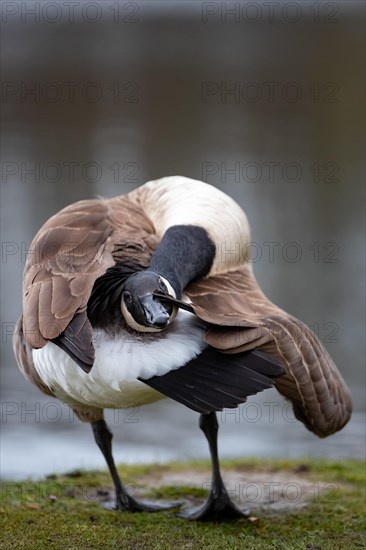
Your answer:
[178,483,249,521]
[179,412,250,521]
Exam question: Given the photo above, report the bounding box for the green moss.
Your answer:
[144,485,208,499]
[1,459,365,550]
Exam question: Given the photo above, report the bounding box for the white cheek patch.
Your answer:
[120,298,163,333]
[160,277,176,299]
[160,276,178,325]
[120,277,178,333]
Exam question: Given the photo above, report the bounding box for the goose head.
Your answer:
[121,271,178,332]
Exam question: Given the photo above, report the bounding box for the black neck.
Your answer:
[149,225,216,298]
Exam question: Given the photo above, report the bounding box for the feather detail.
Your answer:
[140,349,284,414]
[21,196,156,352]
[185,264,352,437]
[128,176,251,275]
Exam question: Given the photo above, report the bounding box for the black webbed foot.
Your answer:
[178,484,249,521]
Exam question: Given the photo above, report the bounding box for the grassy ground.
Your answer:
[1,458,365,550]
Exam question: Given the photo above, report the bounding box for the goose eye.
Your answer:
[124,291,133,305]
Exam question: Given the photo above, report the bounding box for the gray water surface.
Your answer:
[2,385,364,480]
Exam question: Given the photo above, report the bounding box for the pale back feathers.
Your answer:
[13,176,352,438]
[130,176,251,275]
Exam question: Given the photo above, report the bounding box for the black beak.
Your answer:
[139,295,171,328]
[153,292,195,313]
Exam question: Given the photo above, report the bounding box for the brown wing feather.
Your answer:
[21,196,157,356]
[22,200,114,349]
[186,264,352,438]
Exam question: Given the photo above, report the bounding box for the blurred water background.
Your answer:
[1,1,365,479]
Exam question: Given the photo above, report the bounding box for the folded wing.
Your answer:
[140,348,284,414]
[185,264,352,437]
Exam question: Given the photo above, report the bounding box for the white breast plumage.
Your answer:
[32,310,207,410]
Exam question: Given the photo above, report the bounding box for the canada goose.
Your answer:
[13,176,352,521]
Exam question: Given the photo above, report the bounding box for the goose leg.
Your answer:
[179,412,250,521]
[91,419,180,512]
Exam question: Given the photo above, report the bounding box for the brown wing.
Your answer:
[22,199,114,351]
[186,264,352,438]
[20,196,157,368]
